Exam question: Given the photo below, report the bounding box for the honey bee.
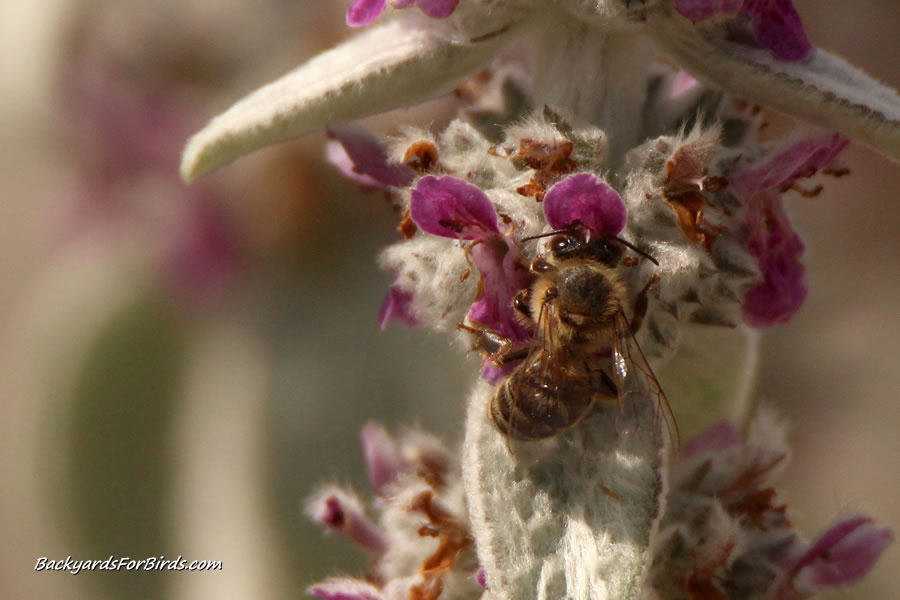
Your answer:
[465,225,676,444]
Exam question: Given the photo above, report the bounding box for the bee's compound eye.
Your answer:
[551,234,577,257]
[590,238,623,267]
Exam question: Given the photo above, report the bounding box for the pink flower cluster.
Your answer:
[346,0,460,28]
[651,419,893,598]
[306,424,481,600]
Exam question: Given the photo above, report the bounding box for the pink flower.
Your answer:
[308,489,389,552]
[729,133,848,327]
[675,0,813,61]
[378,286,419,330]
[410,176,531,380]
[326,124,415,189]
[360,423,408,494]
[346,0,460,28]
[741,195,808,328]
[787,516,894,590]
[543,173,627,236]
[410,175,501,240]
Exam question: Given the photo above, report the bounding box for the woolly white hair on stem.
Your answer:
[462,380,670,600]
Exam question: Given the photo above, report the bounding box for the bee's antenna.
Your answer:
[521,229,569,243]
[522,228,660,266]
[615,236,659,266]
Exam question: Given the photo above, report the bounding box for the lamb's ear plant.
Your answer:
[181,2,896,598]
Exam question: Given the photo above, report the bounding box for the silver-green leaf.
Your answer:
[180,17,511,181]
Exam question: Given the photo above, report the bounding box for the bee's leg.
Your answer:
[457,323,529,365]
[458,322,509,354]
[495,346,530,364]
[629,274,660,335]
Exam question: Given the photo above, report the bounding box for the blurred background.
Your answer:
[0,1,896,598]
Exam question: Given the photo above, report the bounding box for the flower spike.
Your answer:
[179,4,897,599]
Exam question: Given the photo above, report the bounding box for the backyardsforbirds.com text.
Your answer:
[34,555,223,575]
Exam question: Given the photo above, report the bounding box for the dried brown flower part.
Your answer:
[404,141,440,173]
[514,138,576,202]
[398,209,418,239]
[453,69,494,104]
[664,145,724,251]
[408,490,472,600]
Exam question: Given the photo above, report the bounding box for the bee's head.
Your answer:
[549,230,623,267]
[521,222,657,267]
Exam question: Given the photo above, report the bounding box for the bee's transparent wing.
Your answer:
[612,312,680,451]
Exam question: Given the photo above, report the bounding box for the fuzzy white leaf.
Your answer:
[463,380,669,600]
[651,15,900,164]
[180,18,512,181]
[656,325,759,440]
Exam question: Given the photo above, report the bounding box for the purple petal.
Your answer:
[731,133,848,196]
[790,516,894,587]
[675,0,812,62]
[543,174,626,236]
[410,176,500,240]
[671,70,701,99]
[326,142,385,189]
[378,286,419,330]
[743,0,813,62]
[327,125,414,188]
[308,490,388,552]
[680,420,743,459]
[481,360,519,385]
[308,578,384,600]
[476,569,488,589]
[741,194,807,328]
[468,238,532,347]
[415,0,461,18]
[674,0,742,21]
[346,0,388,27]
[360,423,407,493]
[730,134,847,328]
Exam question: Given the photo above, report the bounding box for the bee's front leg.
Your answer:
[457,322,530,365]
[629,274,660,335]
